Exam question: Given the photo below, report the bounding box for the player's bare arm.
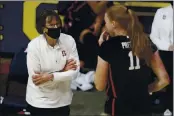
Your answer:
[94,56,109,91]
[148,51,170,93]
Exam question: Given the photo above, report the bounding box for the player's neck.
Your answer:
[113,30,127,37]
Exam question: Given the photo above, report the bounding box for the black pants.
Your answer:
[159,51,173,112]
[27,104,70,116]
[104,97,151,116]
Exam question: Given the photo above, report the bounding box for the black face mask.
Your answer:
[170,1,173,7]
[46,27,61,39]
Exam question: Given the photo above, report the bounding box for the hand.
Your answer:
[168,45,174,51]
[32,72,53,86]
[98,31,109,46]
[62,59,77,71]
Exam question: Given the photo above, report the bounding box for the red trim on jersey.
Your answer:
[106,77,110,96]
[109,65,117,98]
[112,98,116,116]
[106,80,110,95]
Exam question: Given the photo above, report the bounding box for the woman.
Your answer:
[26,10,79,116]
[95,5,170,116]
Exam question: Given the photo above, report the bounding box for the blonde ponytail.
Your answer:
[127,9,153,66]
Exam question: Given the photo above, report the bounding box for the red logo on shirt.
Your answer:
[62,50,66,56]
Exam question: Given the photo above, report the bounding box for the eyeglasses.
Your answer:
[45,24,61,28]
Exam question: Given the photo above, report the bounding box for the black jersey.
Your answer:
[98,36,157,100]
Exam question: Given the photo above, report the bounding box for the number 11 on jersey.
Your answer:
[128,51,140,70]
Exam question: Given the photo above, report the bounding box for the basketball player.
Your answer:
[95,5,170,116]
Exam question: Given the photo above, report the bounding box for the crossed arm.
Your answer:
[27,40,80,86]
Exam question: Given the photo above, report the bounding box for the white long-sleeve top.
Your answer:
[26,33,80,108]
[150,4,173,51]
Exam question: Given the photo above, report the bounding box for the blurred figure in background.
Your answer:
[95,5,170,116]
[150,2,173,112]
[57,1,112,69]
[57,1,113,91]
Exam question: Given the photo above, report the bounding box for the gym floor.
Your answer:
[71,90,106,115]
[1,90,106,116]
[3,90,166,116]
